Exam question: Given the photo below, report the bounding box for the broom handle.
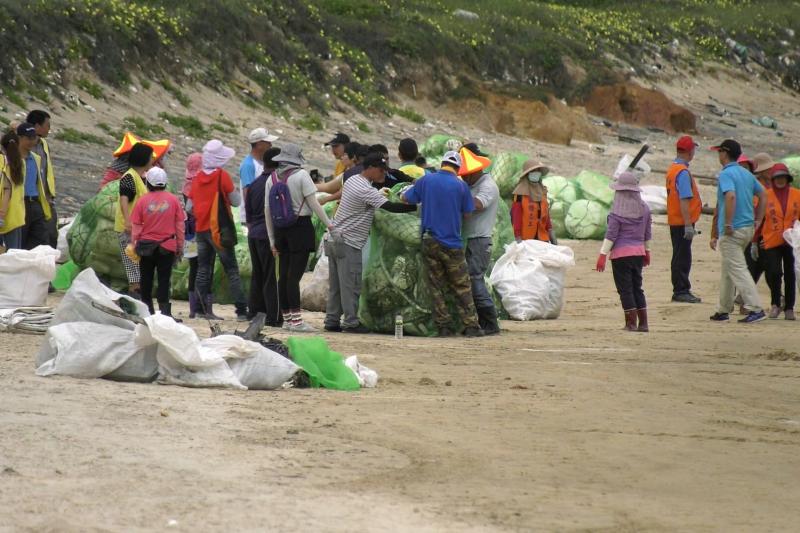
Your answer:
[628,144,649,169]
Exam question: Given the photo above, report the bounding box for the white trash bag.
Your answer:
[639,185,668,215]
[614,154,651,181]
[301,244,329,312]
[489,240,575,320]
[345,355,378,388]
[783,221,800,292]
[0,245,61,308]
[56,219,74,264]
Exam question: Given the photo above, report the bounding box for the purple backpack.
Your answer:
[269,169,304,228]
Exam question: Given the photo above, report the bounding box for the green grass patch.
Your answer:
[77,78,105,99]
[296,114,324,131]
[55,127,107,145]
[4,89,27,109]
[158,112,206,138]
[121,116,166,138]
[356,121,371,133]
[161,80,192,108]
[393,106,425,124]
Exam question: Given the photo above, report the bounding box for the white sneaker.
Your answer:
[289,322,317,333]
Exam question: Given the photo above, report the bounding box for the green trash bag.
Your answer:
[286,337,360,391]
[565,199,608,240]
[549,200,570,239]
[781,155,800,189]
[490,152,529,198]
[419,134,461,159]
[574,170,614,206]
[67,180,128,289]
[52,260,80,291]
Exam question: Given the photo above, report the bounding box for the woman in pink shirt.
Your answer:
[131,167,185,319]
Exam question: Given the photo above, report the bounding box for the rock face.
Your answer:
[585,82,696,133]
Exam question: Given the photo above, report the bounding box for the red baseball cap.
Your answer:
[676,135,698,152]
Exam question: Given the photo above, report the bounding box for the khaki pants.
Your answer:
[718,227,762,314]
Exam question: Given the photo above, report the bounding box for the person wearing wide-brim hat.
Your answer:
[595,171,653,332]
[510,160,556,245]
[754,163,800,320]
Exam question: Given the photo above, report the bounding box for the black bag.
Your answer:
[135,236,174,257]
[214,169,238,249]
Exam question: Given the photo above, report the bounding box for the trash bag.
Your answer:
[344,356,378,388]
[574,170,614,206]
[783,221,800,290]
[301,245,329,312]
[309,200,336,269]
[0,246,61,308]
[640,185,668,214]
[57,219,73,264]
[226,347,300,390]
[489,240,575,320]
[490,152,529,198]
[565,199,608,240]
[419,134,460,159]
[614,154,651,181]
[286,337,360,391]
[781,156,800,189]
[52,260,81,291]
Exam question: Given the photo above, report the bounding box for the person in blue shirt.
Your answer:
[709,139,767,324]
[402,151,483,337]
[239,127,278,223]
[16,123,51,249]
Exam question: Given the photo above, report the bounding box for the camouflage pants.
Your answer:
[422,237,479,330]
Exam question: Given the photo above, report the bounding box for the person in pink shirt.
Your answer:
[131,167,186,319]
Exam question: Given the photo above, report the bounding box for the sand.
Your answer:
[2,209,799,531]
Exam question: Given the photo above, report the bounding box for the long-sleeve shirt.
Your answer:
[131,190,186,254]
[604,210,652,259]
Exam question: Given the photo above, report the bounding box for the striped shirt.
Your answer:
[333,174,387,249]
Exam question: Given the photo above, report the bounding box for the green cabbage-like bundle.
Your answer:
[574,170,614,206]
[565,199,608,240]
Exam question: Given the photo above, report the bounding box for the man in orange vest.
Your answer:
[757,163,799,320]
[665,135,703,303]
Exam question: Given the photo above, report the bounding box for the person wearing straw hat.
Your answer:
[188,139,248,321]
[130,167,185,320]
[595,171,653,332]
[708,139,767,324]
[460,145,501,335]
[666,135,703,304]
[510,160,557,245]
[755,163,799,320]
[401,150,483,337]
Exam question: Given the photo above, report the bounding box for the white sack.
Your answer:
[227,347,300,390]
[640,185,668,215]
[345,356,378,388]
[301,246,329,312]
[56,219,73,264]
[614,154,651,181]
[0,246,60,308]
[489,240,575,320]
[783,221,800,292]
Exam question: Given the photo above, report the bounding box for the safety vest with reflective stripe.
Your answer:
[0,154,26,234]
[761,187,800,249]
[665,162,701,226]
[114,169,148,232]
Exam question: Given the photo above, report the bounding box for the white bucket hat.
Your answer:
[202,139,236,172]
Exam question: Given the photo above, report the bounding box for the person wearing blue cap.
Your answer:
[16,123,52,249]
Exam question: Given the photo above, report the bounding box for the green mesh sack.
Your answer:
[491,201,514,265]
[574,170,614,206]
[781,156,800,189]
[542,175,568,203]
[286,337,360,391]
[565,199,608,240]
[419,134,460,159]
[67,181,128,288]
[309,200,337,269]
[490,152,529,198]
[549,200,569,239]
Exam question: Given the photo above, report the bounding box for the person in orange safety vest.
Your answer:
[510,160,556,244]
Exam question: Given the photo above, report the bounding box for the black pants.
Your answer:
[274,217,314,312]
[140,247,175,314]
[764,244,796,310]
[47,201,58,248]
[248,236,282,325]
[612,256,646,310]
[22,198,49,250]
[745,243,767,284]
[670,225,693,296]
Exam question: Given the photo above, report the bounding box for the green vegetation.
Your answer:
[161,80,192,108]
[157,112,206,138]
[120,116,166,138]
[296,114,325,131]
[54,127,107,145]
[0,0,798,114]
[393,106,425,124]
[77,78,105,100]
[356,121,371,133]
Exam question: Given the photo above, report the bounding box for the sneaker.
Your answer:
[786,310,796,321]
[463,326,485,338]
[324,324,342,333]
[672,293,702,303]
[710,312,730,322]
[342,324,370,334]
[768,305,781,319]
[289,321,317,333]
[738,311,766,324]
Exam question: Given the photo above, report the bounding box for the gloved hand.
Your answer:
[684,225,696,240]
[595,254,607,272]
[644,251,651,267]
[750,244,759,262]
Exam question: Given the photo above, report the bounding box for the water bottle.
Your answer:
[394,314,403,340]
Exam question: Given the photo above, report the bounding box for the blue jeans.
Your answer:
[465,237,494,310]
[1,227,23,249]
[195,230,247,313]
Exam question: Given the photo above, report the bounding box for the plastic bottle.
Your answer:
[394,314,403,340]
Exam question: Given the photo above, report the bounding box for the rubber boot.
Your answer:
[477,306,500,336]
[636,308,649,332]
[623,309,637,331]
[159,301,183,323]
[188,292,199,319]
[198,292,223,321]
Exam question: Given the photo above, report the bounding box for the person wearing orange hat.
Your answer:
[99,133,171,191]
[510,160,556,245]
[460,144,501,335]
[666,135,703,304]
[754,163,799,320]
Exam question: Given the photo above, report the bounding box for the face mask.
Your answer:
[527,171,542,183]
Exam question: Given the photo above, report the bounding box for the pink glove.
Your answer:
[595,254,607,272]
[644,251,651,267]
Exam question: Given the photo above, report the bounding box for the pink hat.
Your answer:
[610,171,641,192]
